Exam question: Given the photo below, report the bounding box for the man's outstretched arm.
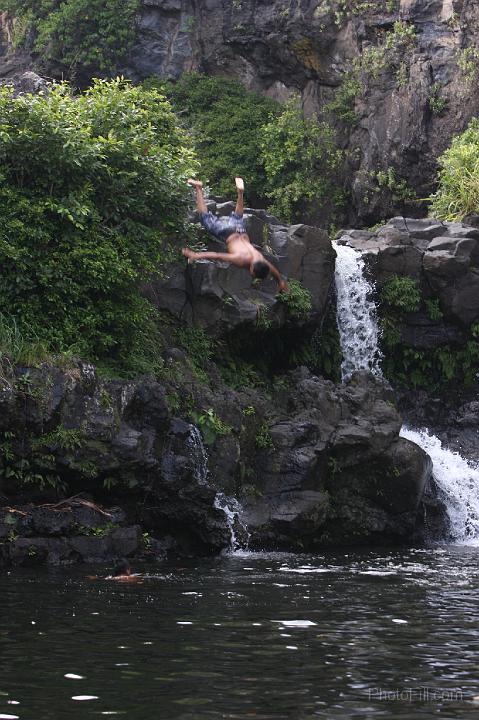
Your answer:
[235,177,244,216]
[182,248,240,264]
[266,261,289,293]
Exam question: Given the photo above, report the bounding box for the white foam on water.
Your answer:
[271,620,317,628]
[64,674,84,680]
[401,427,479,544]
[334,242,382,380]
[71,696,98,701]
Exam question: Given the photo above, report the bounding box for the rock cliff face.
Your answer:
[0,359,432,566]
[1,2,477,224]
[123,0,479,224]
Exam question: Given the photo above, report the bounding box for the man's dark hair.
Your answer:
[112,559,131,576]
[252,260,270,279]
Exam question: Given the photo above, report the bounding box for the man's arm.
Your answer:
[266,261,289,293]
[235,177,244,216]
[182,248,241,265]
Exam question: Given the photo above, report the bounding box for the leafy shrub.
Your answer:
[430,118,479,220]
[0,78,197,371]
[278,279,313,322]
[380,275,421,313]
[1,0,140,81]
[190,408,231,445]
[260,98,343,222]
[152,73,280,204]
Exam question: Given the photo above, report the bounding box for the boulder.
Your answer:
[146,209,336,333]
[243,371,432,550]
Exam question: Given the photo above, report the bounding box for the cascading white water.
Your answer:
[186,425,209,485]
[214,492,250,551]
[187,425,248,550]
[334,243,382,380]
[400,427,479,544]
[333,240,479,545]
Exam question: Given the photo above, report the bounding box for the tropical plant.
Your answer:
[0,78,197,371]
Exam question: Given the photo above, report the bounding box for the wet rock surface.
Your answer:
[145,209,335,334]
[0,360,433,567]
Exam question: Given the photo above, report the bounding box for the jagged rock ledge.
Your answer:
[0,358,433,568]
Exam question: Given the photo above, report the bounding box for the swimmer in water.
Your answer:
[108,559,142,583]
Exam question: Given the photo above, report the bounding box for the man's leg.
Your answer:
[188,178,208,214]
[235,177,244,216]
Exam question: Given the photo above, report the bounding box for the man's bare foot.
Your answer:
[182,247,197,260]
[187,179,203,188]
[235,177,244,192]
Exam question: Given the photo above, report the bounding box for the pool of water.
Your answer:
[2,546,479,719]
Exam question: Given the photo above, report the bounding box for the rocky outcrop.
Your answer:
[123,0,479,224]
[244,370,432,550]
[145,204,335,333]
[338,215,479,345]
[1,2,478,223]
[0,359,433,567]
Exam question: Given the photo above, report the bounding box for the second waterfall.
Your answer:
[333,240,479,545]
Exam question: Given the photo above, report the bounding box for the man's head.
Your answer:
[251,260,270,280]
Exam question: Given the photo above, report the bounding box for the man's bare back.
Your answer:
[183,178,289,293]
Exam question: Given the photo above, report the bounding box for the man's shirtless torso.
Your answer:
[183,178,289,293]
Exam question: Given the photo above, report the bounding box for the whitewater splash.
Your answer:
[334,237,479,545]
[334,242,382,380]
[401,427,479,544]
[214,492,250,551]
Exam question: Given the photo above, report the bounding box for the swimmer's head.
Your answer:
[112,559,132,577]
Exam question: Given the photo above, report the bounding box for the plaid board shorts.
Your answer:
[199,211,247,243]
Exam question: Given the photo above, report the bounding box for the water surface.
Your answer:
[2,547,479,719]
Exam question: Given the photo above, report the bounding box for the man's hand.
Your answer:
[235,177,244,192]
[182,247,198,260]
[278,279,289,293]
[187,179,203,189]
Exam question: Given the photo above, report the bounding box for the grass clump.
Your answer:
[430,118,479,220]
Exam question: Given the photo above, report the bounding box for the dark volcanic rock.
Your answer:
[146,212,335,334]
[242,371,431,550]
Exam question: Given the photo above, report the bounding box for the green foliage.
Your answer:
[260,98,343,222]
[176,325,213,382]
[0,313,49,376]
[288,307,343,382]
[278,280,313,322]
[371,168,416,203]
[380,275,421,313]
[152,73,280,204]
[0,0,140,81]
[0,78,196,372]
[31,426,84,452]
[255,422,273,449]
[191,408,232,446]
[457,47,479,87]
[428,83,448,115]
[425,298,443,321]
[325,72,361,125]
[382,331,479,390]
[0,430,65,492]
[314,0,397,27]
[429,118,479,221]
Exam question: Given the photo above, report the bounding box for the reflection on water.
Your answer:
[2,547,479,718]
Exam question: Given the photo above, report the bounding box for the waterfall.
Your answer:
[186,425,209,485]
[334,243,382,380]
[333,239,479,545]
[214,492,250,552]
[400,427,479,544]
